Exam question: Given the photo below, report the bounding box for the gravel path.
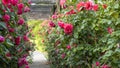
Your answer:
[30,51,50,68]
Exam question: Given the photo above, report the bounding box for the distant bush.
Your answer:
[28,20,46,52]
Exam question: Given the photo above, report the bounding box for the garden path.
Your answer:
[30,51,50,68]
[29,0,55,68]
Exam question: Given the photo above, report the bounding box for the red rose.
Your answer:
[6,52,11,57]
[76,2,85,11]
[96,62,100,66]
[18,57,28,67]
[17,3,24,10]
[17,9,23,15]
[103,4,107,9]
[8,28,14,32]
[64,23,73,35]
[93,4,98,11]
[3,9,7,13]
[23,35,29,41]
[107,27,113,34]
[84,1,93,10]
[58,21,65,29]
[66,9,76,15]
[17,18,25,25]
[49,21,56,27]
[15,36,21,45]
[3,14,10,22]
[2,0,10,5]
[11,0,18,6]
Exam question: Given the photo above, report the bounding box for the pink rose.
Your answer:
[60,0,66,8]
[101,65,110,68]
[93,4,98,11]
[25,65,30,68]
[17,18,25,25]
[28,0,32,4]
[0,36,5,43]
[96,62,100,66]
[24,6,30,12]
[66,45,71,50]
[49,21,56,27]
[52,14,58,19]
[3,14,10,22]
[58,21,65,29]
[61,53,66,59]
[15,36,21,45]
[64,23,73,35]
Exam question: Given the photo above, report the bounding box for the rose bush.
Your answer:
[43,0,120,68]
[0,0,34,68]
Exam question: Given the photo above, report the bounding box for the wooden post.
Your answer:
[56,0,60,13]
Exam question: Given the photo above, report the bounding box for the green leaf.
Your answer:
[114,4,119,9]
[105,50,113,57]
[6,39,14,46]
[0,22,7,29]
[0,56,8,64]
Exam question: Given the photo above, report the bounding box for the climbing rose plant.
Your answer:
[0,0,34,68]
[43,0,120,68]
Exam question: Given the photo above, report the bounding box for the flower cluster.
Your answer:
[18,57,29,68]
[49,20,73,35]
[93,62,110,68]
[77,1,99,11]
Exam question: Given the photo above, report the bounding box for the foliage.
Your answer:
[0,0,34,68]
[43,0,120,68]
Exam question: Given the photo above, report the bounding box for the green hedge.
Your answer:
[0,0,34,68]
[44,0,120,68]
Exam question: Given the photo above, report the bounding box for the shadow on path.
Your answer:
[30,51,50,68]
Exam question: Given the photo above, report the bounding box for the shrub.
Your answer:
[0,0,34,68]
[44,0,120,68]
